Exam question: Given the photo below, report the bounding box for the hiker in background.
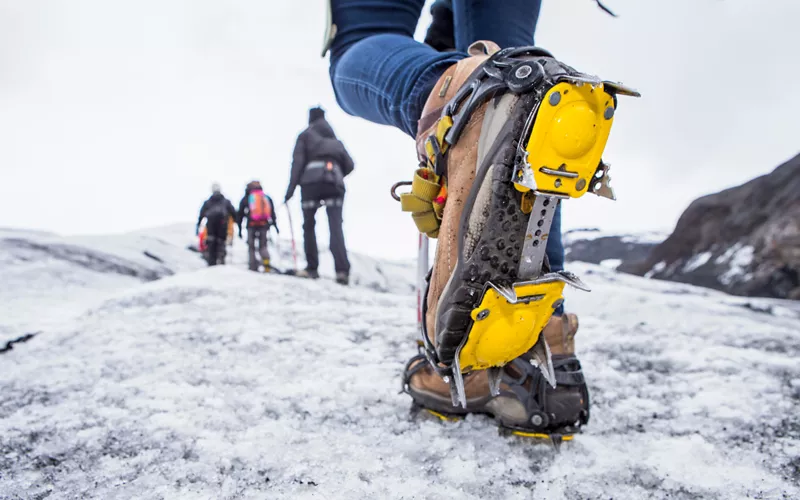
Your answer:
[284,107,353,285]
[238,180,279,272]
[196,183,238,266]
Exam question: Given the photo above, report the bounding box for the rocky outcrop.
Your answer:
[563,229,665,272]
[634,153,800,300]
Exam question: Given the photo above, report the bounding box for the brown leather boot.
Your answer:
[404,313,590,436]
[399,41,636,406]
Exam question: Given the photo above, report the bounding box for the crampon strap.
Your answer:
[396,168,447,238]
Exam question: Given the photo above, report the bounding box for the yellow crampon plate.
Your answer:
[423,410,574,444]
[458,281,565,372]
[511,430,574,441]
[518,81,615,197]
[424,409,462,422]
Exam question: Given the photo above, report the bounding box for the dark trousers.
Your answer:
[205,213,228,266]
[247,226,270,271]
[302,198,350,274]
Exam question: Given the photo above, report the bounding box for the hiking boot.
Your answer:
[262,258,271,273]
[296,269,320,279]
[398,41,637,406]
[403,313,589,437]
[335,272,349,286]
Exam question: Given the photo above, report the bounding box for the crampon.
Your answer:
[393,42,638,409]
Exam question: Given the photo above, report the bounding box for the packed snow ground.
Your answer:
[1,227,799,499]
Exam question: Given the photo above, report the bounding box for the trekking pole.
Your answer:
[417,234,429,338]
[284,201,299,273]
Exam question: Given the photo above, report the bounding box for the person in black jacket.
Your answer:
[197,183,238,266]
[238,180,279,272]
[285,107,353,285]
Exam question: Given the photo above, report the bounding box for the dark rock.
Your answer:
[564,229,664,272]
[632,153,800,300]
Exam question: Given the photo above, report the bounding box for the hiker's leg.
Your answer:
[451,0,542,51]
[329,0,466,136]
[424,0,455,51]
[326,200,351,274]
[302,205,320,272]
[247,228,259,271]
[258,227,270,262]
[545,204,565,316]
[211,217,228,265]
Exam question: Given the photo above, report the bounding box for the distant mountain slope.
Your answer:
[633,153,800,299]
[564,229,666,272]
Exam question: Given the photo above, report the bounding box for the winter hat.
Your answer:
[211,182,221,194]
[309,106,325,124]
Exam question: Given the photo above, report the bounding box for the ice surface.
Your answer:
[599,258,623,269]
[1,228,798,499]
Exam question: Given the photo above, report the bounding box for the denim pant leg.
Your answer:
[329,0,543,137]
[453,0,542,51]
[329,0,465,136]
[545,202,565,316]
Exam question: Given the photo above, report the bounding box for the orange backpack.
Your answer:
[248,189,272,225]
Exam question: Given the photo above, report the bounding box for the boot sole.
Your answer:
[412,402,579,443]
[435,81,615,372]
[434,92,545,367]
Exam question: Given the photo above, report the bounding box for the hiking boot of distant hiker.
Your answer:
[403,313,589,438]
[396,41,637,406]
[335,272,349,285]
[296,268,320,279]
[262,258,271,273]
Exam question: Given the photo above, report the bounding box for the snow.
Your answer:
[1,227,799,499]
[563,228,668,246]
[682,250,714,273]
[599,258,623,269]
[0,225,414,346]
[717,244,756,286]
[645,260,667,279]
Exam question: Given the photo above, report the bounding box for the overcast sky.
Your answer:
[1,0,798,259]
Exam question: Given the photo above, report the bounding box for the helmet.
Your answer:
[211,182,221,194]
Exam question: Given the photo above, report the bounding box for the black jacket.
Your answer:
[237,189,278,231]
[285,117,354,202]
[197,193,238,230]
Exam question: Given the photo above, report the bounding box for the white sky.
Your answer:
[1,0,798,259]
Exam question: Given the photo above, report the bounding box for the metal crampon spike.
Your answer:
[448,372,467,409]
[451,352,468,408]
[529,334,556,388]
[487,366,502,397]
[588,162,616,201]
[550,435,564,452]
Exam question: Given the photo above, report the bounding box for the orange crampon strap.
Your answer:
[397,168,448,238]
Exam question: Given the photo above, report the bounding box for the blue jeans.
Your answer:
[328,0,564,315]
[329,0,542,137]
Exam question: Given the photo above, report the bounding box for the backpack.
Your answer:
[248,189,272,225]
[198,226,208,252]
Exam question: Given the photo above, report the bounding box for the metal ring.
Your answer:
[390,181,412,202]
